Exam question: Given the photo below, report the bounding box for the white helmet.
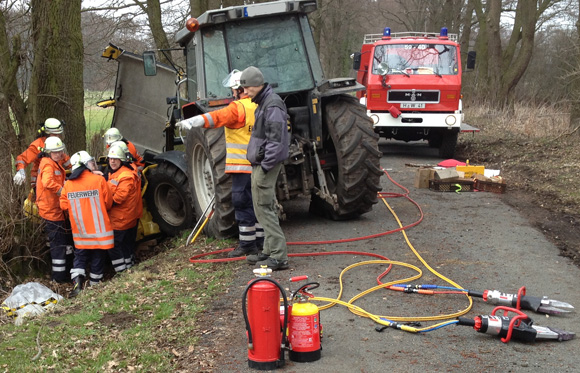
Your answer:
[222,69,243,89]
[44,118,63,134]
[70,151,95,171]
[104,128,123,145]
[107,144,128,160]
[44,137,65,152]
[110,140,130,158]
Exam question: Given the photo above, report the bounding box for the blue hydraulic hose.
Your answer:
[416,320,459,333]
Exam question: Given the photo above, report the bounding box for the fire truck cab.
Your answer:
[353,27,463,158]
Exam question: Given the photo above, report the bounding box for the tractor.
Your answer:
[102,0,383,239]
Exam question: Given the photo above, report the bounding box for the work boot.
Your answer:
[255,257,289,271]
[228,245,259,258]
[69,275,85,298]
[246,252,269,264]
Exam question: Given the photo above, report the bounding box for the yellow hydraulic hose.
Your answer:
[306,195,473,332]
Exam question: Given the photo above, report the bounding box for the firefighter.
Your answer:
[36,137,74,283]
[176,69,264,258]
[109,140,143,188]
[103,128,144,172]
[60,151,114,298]
[13,118,71,189]
[106,144,142,269]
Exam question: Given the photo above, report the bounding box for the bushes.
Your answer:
[0,183,47,292]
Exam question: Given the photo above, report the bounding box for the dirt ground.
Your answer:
[458,136,580,267]
[177,136,580,371]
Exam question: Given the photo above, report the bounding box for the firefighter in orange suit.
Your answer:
[106,144,142,270]
[60,151,114,298]
[103,127,145,173]
[13,118,71,189]
[176,69,264,258]
[36,137,74,283]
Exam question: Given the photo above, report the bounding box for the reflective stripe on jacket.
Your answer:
[60,170,114,249]
[201,96,257,174]
[15,137,71,184]
[37,157,66,221]
[108,165,142,230]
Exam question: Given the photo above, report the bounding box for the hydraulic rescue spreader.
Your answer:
[458,306,575,343]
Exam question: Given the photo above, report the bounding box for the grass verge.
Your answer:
[0,234,238,372]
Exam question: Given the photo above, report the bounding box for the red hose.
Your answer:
[189,169,423,269]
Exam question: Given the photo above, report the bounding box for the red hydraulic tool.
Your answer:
[457,306,575,343]
[469,286,574,315]
[388,284,574,315]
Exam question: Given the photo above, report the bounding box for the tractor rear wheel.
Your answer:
[145,162,194,236]
[311,95,383,219]
[186,127,236,239]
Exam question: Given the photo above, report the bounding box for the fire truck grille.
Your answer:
[388,90,440,103]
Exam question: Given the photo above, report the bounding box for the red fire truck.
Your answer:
[353,27,464,158]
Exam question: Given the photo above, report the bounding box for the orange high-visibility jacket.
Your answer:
[108,165,142,230]
[60,170,114,249]
[200,96,256,173]
[36,157,66,222]
[126,141,145,172]
[15,137,71,185]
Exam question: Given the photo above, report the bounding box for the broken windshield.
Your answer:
[372,44,458,76]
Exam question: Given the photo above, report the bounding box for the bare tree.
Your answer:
[470,0,564,107]
[0,5,33,152]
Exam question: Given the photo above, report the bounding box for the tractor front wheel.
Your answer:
[186,127,237,239]
[145,162,194,236]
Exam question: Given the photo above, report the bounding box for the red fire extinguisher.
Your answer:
[242,268,289,370]
[288,280,322,362]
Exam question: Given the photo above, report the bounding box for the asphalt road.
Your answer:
[199,139,580,372]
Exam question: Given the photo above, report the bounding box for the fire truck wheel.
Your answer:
[186,127,237,239]
[145,161,195,236]
[439,130,458,158]
[311,95,383,220]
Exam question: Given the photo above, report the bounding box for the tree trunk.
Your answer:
[29,0,85,152]
[570,0,580,133]
[471,0,555,108]
[190,0,210,17]
[0,9,32,155]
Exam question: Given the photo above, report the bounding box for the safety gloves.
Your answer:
[13,169,26,185]
[175,115,205,131]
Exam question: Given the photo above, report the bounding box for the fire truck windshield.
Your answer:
[372,44,458,76]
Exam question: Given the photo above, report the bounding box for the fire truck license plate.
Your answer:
[400,103,425,109]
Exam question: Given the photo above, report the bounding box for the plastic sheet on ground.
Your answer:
[1,282,64,325]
